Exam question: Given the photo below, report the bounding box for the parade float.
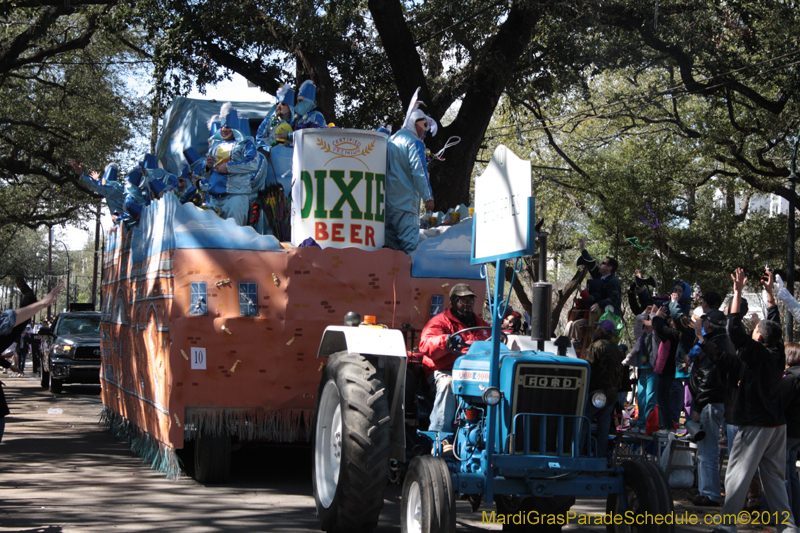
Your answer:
[99,98,483,481]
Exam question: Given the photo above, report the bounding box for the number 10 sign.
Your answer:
[191,347,206,370]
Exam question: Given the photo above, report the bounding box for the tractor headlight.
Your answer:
[482,387,502,406]
[590,390,607,409]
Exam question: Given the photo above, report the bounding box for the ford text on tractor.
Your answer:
[312,146,674,532]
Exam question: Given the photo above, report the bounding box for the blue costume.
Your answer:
[79,164,125,216]
[385,122,433,253]
[200,103,267,226]
[293,80,327,132]
[122,154,159,223]
[256,85,295,152]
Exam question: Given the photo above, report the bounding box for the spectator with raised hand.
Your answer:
[688,309,734,507]
[575,237,622,316]
[713,268,798,533]
[0,283,64,443]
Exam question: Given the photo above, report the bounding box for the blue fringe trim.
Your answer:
[100,407,183,480]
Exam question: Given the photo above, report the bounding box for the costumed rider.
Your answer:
[70,160,125,223]
[256,84,295,152]
[418,283,490,450]
[199,102,266,227]
[292,80,327,132]
[121,154,159,224]
[175,161,201,205]
[385,87,435,253]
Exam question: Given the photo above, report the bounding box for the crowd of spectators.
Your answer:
[570,242,800,531]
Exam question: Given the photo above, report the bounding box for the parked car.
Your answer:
[39,311,101,393]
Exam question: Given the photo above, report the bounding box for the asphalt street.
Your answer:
[0,370,776,532]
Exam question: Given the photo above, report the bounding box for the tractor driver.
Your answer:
[418,284,490,443]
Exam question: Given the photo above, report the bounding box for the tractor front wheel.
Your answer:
[312,352,391,532]
[401,455,456,533]
[606,460,673,533]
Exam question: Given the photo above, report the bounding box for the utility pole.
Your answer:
[47,226,53,319]
[91,202,101,308]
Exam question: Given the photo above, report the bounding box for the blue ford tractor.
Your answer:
[311,280,674,533]
[312,147,673,532]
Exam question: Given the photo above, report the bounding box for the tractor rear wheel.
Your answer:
[313,351,391,532]
[401,455,456,533]
[194,431,232,484]
[606,460,673,533]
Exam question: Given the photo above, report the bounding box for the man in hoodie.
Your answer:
[668,280,695,429]
[688,309,734,507]
[385,90,435,253]
[713,269,799,533]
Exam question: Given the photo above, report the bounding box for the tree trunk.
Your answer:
[369,0,543,211]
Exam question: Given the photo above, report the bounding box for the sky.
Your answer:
[62,74,270,250]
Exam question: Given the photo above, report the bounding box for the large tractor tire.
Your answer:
[494,494,575,532]
[194,431,232,484]
[312,351,391,532]
[401,455,456,533]
[606,460,674,533]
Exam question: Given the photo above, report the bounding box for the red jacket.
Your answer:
[419,308,490,374]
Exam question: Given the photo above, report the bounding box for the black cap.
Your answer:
[449,283,476,299]
[701,309,727,328]
[700,291,723,309]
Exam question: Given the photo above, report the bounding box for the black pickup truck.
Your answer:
[39,311,101,393]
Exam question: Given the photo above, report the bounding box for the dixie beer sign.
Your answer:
[291,129,387,250]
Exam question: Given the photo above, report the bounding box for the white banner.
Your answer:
[291,129,388,250]
[472,145,533,262]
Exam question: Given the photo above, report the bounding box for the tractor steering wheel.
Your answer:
[445,326,507,356]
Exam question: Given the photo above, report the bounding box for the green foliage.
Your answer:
[0,5,147,230]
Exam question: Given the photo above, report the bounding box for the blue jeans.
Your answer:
[786,437,800,521]
[670,377,688,426]
[697,402,725,503]
[582,400,615,461]
[17,350,26,374]
[427,370,455,433]
[636,370,658,431]
[657,372,675,430]
[727,423,739,457]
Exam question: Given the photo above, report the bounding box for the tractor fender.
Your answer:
[316,326,407,360]
[316,326,409,463]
